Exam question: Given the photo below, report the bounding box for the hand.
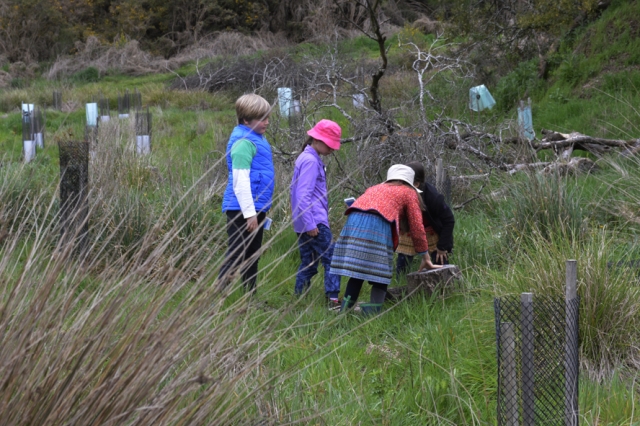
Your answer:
[419,254,442,271]
[306,228,319,237]
[246,216,259,232]
[435,249,448,264]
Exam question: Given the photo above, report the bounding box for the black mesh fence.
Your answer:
[59,141,89,253]
[495,294,579,426]
[425,173,452,207]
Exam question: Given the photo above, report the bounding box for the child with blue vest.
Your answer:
[290,120,342,306]
[218,94,274,293]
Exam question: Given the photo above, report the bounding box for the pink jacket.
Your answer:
[347,183,429,253]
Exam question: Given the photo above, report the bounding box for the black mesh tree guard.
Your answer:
[118,89,130,117]
[21,110,32,141]
[495,294,580,426]
[131,88,142,112]
[425,173,452,207]
[59,141,89,253]
[22,108,35,162]
[98,95,110,121]
[33,107,44,149]
[135,107,152,155]
[53,91,62,110]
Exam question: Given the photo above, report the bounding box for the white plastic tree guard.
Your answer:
[352,93,366,109]
[86,103,98,127]
[136,135,150,155]
[290,100,301,116]
[469,85,496,111]
[277,87,292,117]
[518,99,535,141]
[23,140,36,162]
[35,133,44,149]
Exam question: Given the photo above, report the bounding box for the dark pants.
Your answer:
[294,223,341,299]
[396,251,449,275]
[218,210,266,292]
[342,277,387,307]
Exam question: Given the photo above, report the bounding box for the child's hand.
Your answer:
[306,228,319,237]
[419,254,442,271]
[246,216,259,232]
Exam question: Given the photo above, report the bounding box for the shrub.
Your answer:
[70,66,100,83]
[494,59,544,113]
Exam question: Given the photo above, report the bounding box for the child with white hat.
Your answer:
[330,164,441,314]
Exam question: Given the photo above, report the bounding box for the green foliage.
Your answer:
[494,59,545,113]
[69,67,101,83]
[554,54,600,87]
[517,0,600,35]
[1,3,640,421]
[486,228,640,375]
[497,173,588,247]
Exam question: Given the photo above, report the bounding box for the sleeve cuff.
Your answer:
[242,209,257,219]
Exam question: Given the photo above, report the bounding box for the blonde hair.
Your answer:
[235,94,271,124]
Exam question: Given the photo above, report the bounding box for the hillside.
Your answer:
[0,0,640,424]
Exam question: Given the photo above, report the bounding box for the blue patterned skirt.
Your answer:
[329,211,394,285]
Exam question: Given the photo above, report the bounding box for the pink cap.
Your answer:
[307,119,342,150]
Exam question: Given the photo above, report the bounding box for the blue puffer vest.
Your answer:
[222,124,275,213]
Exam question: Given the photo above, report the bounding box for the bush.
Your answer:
[70,66,100,83]
[494,59,544,113]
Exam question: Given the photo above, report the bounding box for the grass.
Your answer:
[1,7,640,423]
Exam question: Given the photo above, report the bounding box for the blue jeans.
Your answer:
[295,223,341,298]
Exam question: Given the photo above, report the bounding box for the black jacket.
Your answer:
[420,182,455,252]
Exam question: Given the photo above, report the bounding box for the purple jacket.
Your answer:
[290,145,330,233]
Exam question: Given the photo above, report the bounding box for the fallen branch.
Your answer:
[507,162,552,175]
[534,130,639,153]
[453,180,488,210]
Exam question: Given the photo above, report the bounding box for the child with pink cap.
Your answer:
[290,119,342,307]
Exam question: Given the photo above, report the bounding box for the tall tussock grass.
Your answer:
[499,172,587,249]
[486,156,640,380]
[0,192,305,424]
[487,229,640,380]
[0,117,311,424]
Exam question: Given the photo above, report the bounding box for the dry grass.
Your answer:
[46,32,291,82]
[47,37,175,80]
[0,117,319,424]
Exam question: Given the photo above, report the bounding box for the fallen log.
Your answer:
[534,130,638,154]
[541,157,598,175]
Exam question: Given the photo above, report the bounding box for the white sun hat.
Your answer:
[385,164,423,193]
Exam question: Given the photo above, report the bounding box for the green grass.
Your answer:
[2,5,640,422]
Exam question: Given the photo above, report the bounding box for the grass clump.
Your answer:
[497,172,588,248]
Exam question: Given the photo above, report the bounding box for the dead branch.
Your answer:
[534,130,638,152]
[453,180,488,210]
